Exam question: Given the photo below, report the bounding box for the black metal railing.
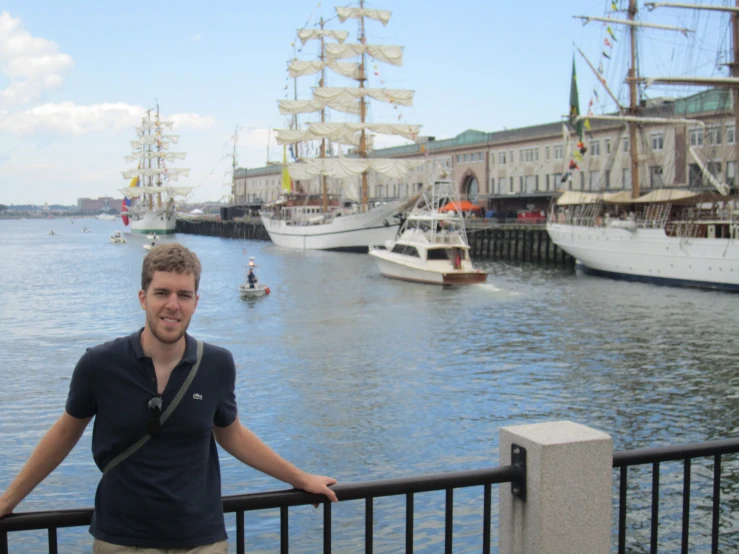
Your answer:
[613,437,739,554]
[0,453,525,554]
[4,437,738,554]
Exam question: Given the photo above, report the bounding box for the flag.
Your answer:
[593,89,599,101]
[569,57,583,140]
[604,38,612,48]
[281,145,292,192]
[607,26,617,41]
[602,51,611,59]
[611,1,618,11]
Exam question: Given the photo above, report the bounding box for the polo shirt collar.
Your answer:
[129,328,198,364]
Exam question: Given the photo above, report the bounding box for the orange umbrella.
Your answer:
[439,200,482,212]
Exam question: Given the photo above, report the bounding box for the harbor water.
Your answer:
[1,218,738,553]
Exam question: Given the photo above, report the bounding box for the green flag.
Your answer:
[569,57,583,140]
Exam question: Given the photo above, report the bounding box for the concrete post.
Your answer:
[499,421,613,554]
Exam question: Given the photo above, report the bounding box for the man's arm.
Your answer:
[213,416,338,502]
[0,411,92,518]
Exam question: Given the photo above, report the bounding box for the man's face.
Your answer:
[139,270,198,345]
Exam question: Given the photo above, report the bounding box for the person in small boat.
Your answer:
[247,267,258,289]
[0,243,337,552]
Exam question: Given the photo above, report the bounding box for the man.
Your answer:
[247,267,257,289]
[0,243,337,553]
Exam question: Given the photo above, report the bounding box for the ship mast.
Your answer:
[733,0,739,188]
[319,17,329,212]
[358,0,369,209]
[627,0,641,198]
[231,124,238,203]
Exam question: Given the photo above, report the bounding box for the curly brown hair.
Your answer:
[141,243,202,292]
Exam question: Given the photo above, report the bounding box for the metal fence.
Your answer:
[3,438,738,554]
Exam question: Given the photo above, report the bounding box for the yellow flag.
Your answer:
[281,145,291,192]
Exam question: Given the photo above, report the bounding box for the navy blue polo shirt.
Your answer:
[65,330,238,549]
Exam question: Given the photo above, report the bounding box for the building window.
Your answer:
[553,173,562,188]
[545,174,550,190]
[545,146,550,160]
[522,148,536,163]
[510,151,514,165]
[706,124,722,145]
[489,178,494,193]
[650,132,664,151]
[590,140,600,157]
[623,137,629,152]
[490,152,495,166]
[590,170,601,190]
[464,153,470,162]
[498,152,507,165]
[455,155,461,163]
[649,165,664,188]
[623,168,632,189]
[554,145,564,160]
[605,139,611,154]
[727,161,737,188]
[689,127,703,147]
[728,125,736,145]
[509,177,515,193]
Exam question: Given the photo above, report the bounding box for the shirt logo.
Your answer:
[193,393,203,400]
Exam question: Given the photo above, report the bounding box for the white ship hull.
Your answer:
[259,202,402,252]
[128,209,176,235]
[547,222,739,291]
[370,248,487,285]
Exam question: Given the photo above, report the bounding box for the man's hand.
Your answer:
[294,473,338,503]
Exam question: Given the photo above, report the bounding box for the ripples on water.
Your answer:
[1,219,738,553]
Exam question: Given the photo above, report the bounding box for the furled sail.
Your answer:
[275,128,360,147]
[287,158,423,180]
[119,185,194,199]
[124,152,187,163]
[297,29,348,44]
[335,7,391,26]
[308,122,421,140]
[324,43,403,66]
[131,135,180,146]
[288,60,362,79]
[278,98,361,115]
[312,86,413,106]
[136,121,174,132]
[121,168,191,179]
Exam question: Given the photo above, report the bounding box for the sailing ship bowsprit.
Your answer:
[547,0,739,291]
[120,105,193,235]
[259,2,425,252]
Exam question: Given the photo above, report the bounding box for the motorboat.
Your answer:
[239,257,270,298]
[369,175,488,286]
[82,227,90,233]
[110,231,127,244]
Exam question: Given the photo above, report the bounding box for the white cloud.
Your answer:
[0,12,73,106]
[0,103,215,137]
[169,112,215,130]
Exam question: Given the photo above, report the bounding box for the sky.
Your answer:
[0,0,732,205]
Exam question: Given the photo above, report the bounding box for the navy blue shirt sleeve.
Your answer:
[214,350,237,428]
[65,349,97,419]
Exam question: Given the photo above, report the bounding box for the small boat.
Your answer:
[82,227,90,233]
[110,231,127,244]
[143,234,160,250]
[369,174,488,286]
[239,257,270,298]
[49,230,56,236]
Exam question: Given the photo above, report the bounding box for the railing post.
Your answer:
[499,421,613,554]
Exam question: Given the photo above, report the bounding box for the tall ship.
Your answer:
[547,0,739,291]
[259,2,424,252]
[119,105,193,235]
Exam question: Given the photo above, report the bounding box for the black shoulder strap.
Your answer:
[102,340,204,474]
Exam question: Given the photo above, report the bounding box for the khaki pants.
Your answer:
[93,538,228,554]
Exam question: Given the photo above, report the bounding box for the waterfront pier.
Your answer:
[176,218,575,266]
